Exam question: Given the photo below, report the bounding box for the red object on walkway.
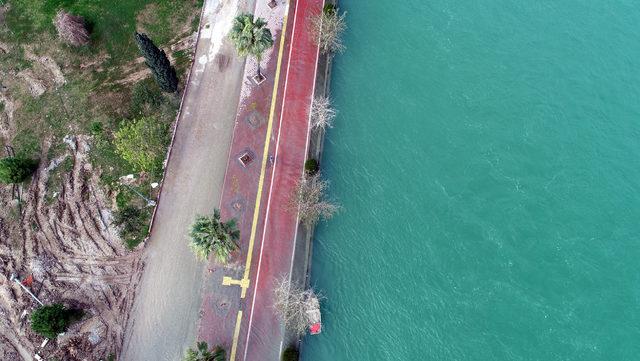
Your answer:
[310,323,322,335]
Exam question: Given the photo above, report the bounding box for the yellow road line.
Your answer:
[223,276,249,288]
[229,310,243,361]
[238,10,291,299]
[227,9,291,361]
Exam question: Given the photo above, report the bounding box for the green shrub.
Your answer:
[323,3,337,15]
[130,79,164,116]
[89,121,104,136]
[281,346,299,361]
[184,342,226,361]
[30,304,83,338]
[115,189,133,209]
[0,156,38,184]
[114,116,170,176]
[113,205,148,249]
[304,158,319,175]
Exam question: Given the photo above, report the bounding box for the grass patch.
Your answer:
[2,0,201,249]
[112,205,151,249]
[12,129,41,158]
[4,0,199,64]
[90,126,135,187]
[44,156,72,204]
[129,78,164,117]
[115,188,133,209]
[172,49,190,72]
[2,0,198,161]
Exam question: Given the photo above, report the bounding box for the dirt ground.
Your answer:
[0,2,202,360]
[0,136,143,360]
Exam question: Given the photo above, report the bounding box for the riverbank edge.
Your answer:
[286,0,337,354]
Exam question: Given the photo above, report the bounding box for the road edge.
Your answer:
[145,2,207,241]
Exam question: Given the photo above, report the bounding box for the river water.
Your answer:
[302,1,640,360]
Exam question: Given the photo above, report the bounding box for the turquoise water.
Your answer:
[302,1,640,360]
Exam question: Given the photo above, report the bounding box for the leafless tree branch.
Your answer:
[310,95,336,130]
[54,10,90,47]
[273,277,321,336]
[309,8,347,55]
[289,173,339,227]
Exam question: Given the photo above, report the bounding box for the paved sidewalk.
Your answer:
[237,1,324,359]
[120,0,254,359]
[197,0,324,360]
[196,0,290,356]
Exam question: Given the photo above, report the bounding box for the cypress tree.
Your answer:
[134,32,178,93]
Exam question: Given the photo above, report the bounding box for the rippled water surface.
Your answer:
[302,1,640,360]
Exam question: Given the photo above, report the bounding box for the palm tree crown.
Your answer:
[190,209,240,263]
[230,13,274,77]
[184,341,226,361]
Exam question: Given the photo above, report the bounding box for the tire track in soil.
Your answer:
[0,135,144,360]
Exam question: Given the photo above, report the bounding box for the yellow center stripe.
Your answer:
[228,6,291,361]
[229,310,244,360]
[239,9,290,298]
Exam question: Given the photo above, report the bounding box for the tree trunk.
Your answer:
[256,56,263,79]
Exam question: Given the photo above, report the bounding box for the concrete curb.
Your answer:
[287,0,338,353]
[144,3,207,244]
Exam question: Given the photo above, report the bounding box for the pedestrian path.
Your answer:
[196,1,324,360]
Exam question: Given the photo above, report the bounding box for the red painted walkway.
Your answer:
[238,0,323,359]
[197,1,323,360]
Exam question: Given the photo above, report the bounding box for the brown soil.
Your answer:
[24,48,66,87]
[0,5,200,358]
[0,94,17,140]
[0,136,143,360]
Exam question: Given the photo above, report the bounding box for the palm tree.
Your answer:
[189,209,240,263]
[184,341,226,361]
[211,346,226,361]
[229,13,274,80]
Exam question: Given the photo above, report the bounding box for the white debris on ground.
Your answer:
[194,0,239,82]
[238,0,286,106]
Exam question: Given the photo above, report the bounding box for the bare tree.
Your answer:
[289,173,338,227]
[273,277,321,336]
[54,10,90,47]
[309,5,346,55]
[310,95,336,130]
